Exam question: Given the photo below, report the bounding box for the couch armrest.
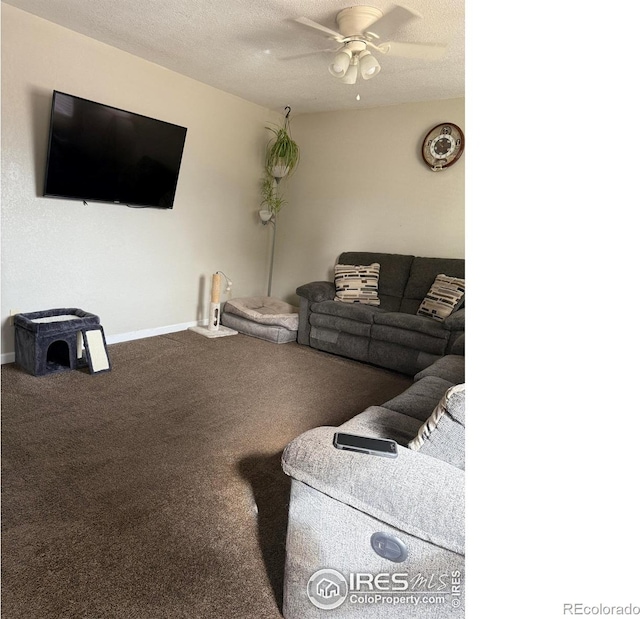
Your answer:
[282,426,464,555]
[295,281,335,303]
[444,307,465,331]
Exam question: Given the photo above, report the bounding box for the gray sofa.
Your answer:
[296,252,464,375]
[281,348,465,618]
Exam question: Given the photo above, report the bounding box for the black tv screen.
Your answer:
[43,91,187,209]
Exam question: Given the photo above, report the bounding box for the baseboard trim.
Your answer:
[1,352,16,365]
[1,320,206,365]
[105,321,204,345]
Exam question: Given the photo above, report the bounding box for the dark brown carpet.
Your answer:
[1,331,411,618]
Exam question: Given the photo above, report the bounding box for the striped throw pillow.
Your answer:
[334,263,381,305]
[417,274,465,321]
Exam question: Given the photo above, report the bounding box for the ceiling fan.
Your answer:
[292,4,446,84]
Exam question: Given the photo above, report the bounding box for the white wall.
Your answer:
[1,5,465,359]
[272,100,465,303]
[1,5,277,358]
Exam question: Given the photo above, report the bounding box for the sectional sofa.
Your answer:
[280,251,466,617]
[296,251,465,375]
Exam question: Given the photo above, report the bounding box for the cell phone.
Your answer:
[333,432,398,458]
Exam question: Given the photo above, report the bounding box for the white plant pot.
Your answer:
[259,209,273,223]
[272,163,290,180]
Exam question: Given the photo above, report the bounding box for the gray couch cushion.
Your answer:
[400,256,465,314]
[309,313,372,337]
[310,327,371,363]
[369,341,441,376]
[339,406,423,446]
[444,308,465,332]
[451,333,465,355]
[383,375,455,422]
[310,300,383,323]
[414,354,465,384]
[373,311,448,338]
[370,324,448,356]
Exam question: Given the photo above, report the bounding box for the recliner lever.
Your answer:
[371,532,408,562]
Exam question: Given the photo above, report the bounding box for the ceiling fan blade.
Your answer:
[365,5,422,41]
[279,48,340,61]
[378,41,447,60]
[294,17,344,41]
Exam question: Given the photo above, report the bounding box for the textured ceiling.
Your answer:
[4,0,464,114]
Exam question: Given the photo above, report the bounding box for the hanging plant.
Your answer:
[264,108,300,178]
[260,174,286,216]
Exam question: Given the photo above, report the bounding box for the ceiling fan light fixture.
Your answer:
[340,59,359,84]
[359,51,381,80]
[295,6,448,89]
[328,48,352,77]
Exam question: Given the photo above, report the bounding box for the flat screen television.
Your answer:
[43,91,188,209]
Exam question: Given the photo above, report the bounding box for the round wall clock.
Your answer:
[421,123,465,171]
